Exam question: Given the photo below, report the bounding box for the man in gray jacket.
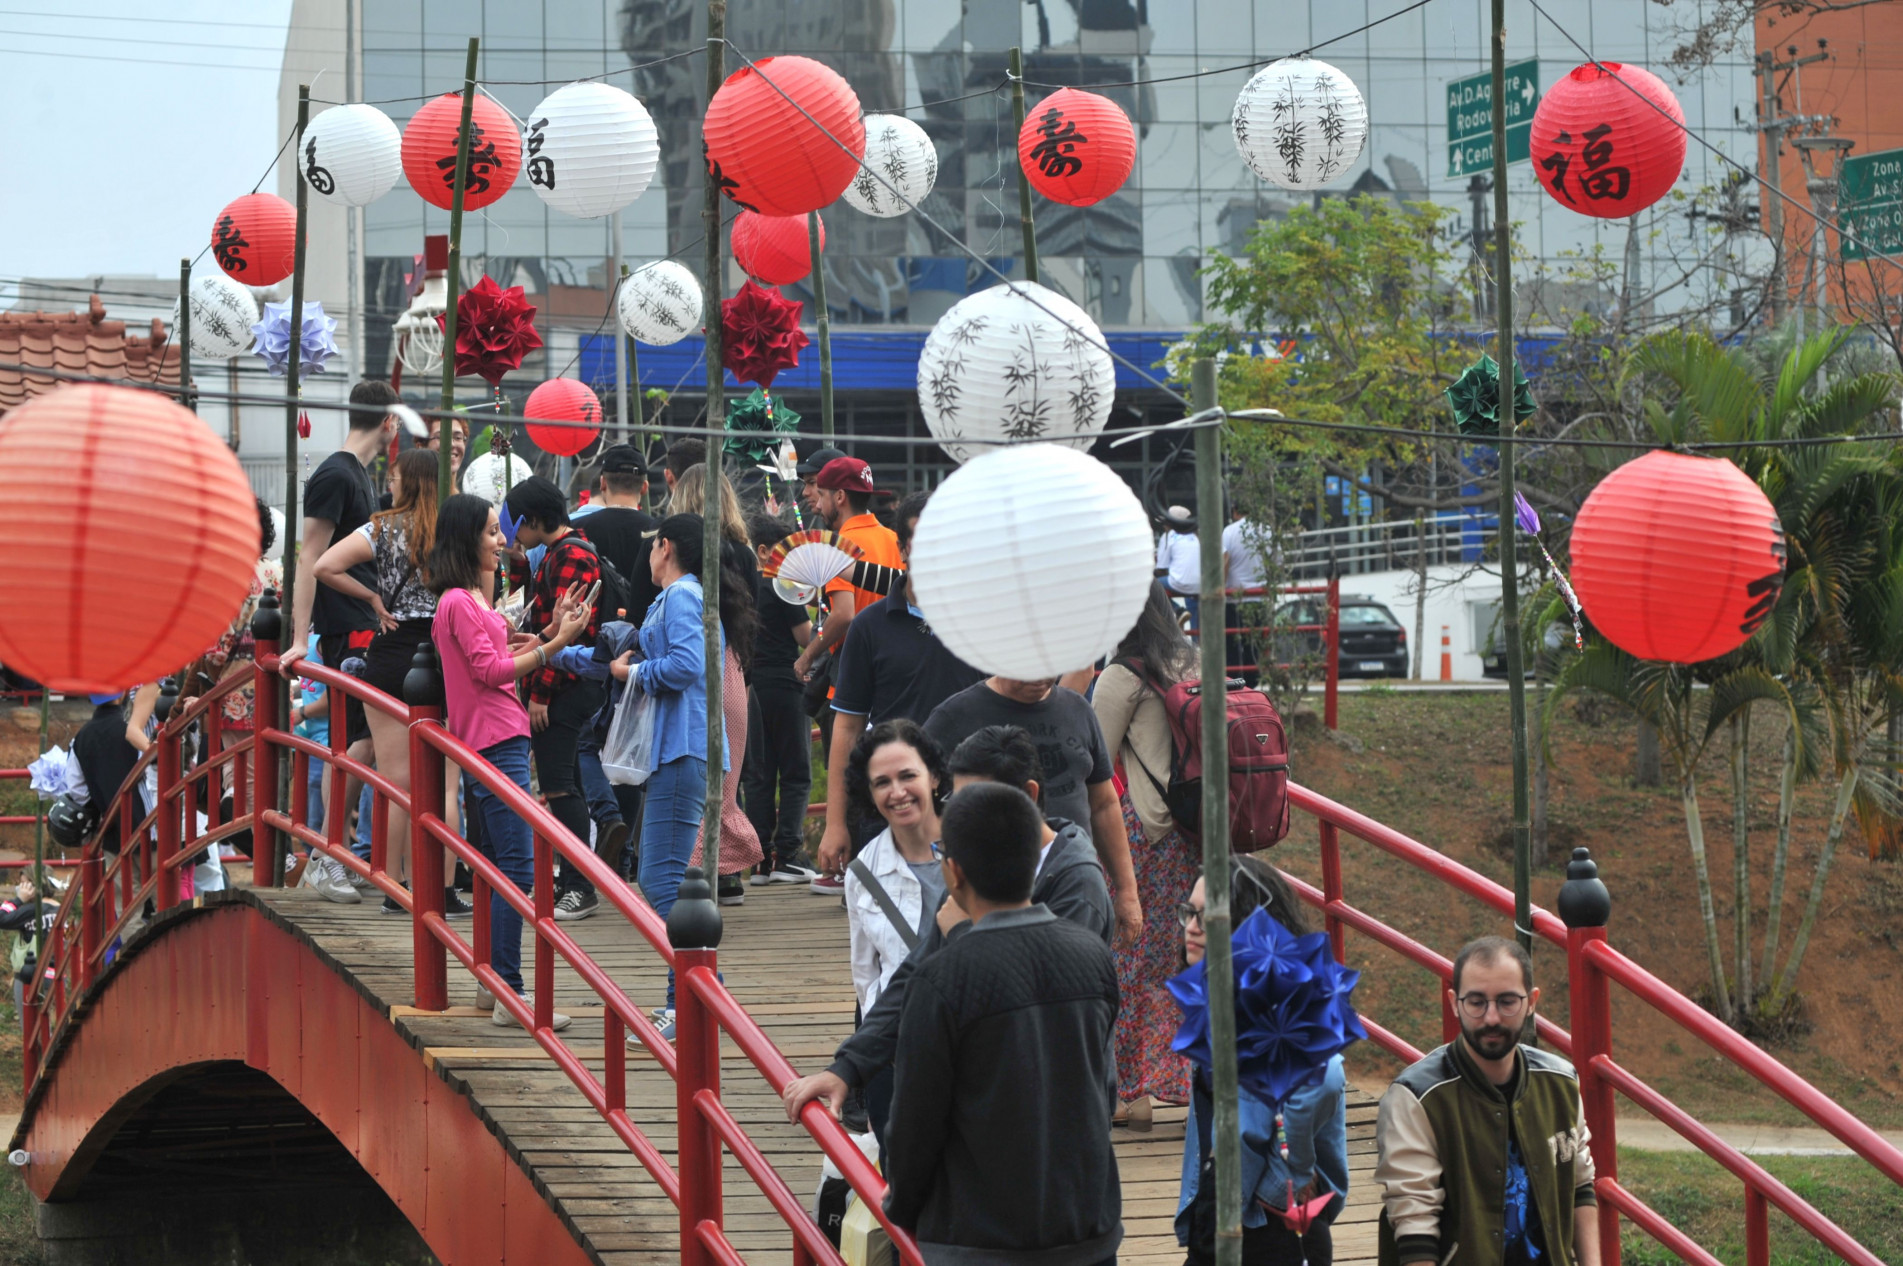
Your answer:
[781,725,1113,1122]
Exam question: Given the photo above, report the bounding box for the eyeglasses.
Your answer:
[1175,902,1204,929]
[1457,992,1529,1019]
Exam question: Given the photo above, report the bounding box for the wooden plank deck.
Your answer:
[255,882,1383,1265]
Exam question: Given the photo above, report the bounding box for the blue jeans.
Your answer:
[1183,594,1201,633]
[353,782,373,863]
[639,755,707,1008]
[305,758,326,831]
[469,736,535,995]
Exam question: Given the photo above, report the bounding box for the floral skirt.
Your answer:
[1114,793,1197,1104]
[691,647,764,876]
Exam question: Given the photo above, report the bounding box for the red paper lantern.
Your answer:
[1016,88,1136,207]
[1529,62,1686,219]
[732,211,823,285]
[400,92,522,211]
[703,56,864,218]
[1570,451,1785,664]
[210,193,298,286]
[0,385,260,693]
[524,378,602,457]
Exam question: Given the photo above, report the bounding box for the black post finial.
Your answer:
[1557,846,1611,929]
[251,588,283,643]
[667,865,724,950]
[402,643,445,710]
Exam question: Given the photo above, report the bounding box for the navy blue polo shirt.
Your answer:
[831,594,985,726]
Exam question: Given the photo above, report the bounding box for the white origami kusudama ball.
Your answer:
[618,259,702,346]
[842,114,938,218]
[301,103,403,207]
[173,273,259,360]
[460,451,535,505]
[911,444,1153,678]
[1232,57,1369,190]
[524,82,660,219]
[916,281,1115,465]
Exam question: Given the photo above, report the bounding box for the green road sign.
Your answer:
[1839,147,1903,261]
[1447,60,1539,179]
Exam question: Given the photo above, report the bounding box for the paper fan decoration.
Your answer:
[759,529,867,589]
[773,576,818,606]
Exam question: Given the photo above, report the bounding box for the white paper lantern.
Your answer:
[842,114,938,218]
[523,82,660,219]
[172,272,258,360]
[916,281,1115,464]
[1232,57,1369,190]
[910,444,1152,678]
[617,260,702,346]
[301,103,403,206]
[460,450,534,505]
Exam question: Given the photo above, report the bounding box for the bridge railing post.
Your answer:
[155,717,182,913]
[670,865,725,1266]
[1559,846,1619,1266]
[1323,571,1340,732]
[1318,821,1345,964]
[251,590,283,887]
[404,646,448,1012]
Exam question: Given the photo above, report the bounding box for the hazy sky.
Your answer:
[0,3,295,289]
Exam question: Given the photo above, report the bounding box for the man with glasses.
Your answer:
[1374,936,1601,1266]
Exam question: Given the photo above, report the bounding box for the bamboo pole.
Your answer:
[1490,0,1533,955]
[177,259,194,415]
[1191,359,1241,1266]
[1008,46,1040,285]
[808,213,834,440]
[613,213,630,444]
[281,85,311,673]
[700,16,728,867]
[438,37,481,500]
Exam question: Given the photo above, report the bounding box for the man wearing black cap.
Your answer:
[575,444,655,621]
[795,444,847,524]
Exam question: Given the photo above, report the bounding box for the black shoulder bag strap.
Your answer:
[848,858,921,950]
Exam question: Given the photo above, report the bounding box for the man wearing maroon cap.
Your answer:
[794,458,904,687]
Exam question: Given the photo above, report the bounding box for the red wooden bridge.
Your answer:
[10,596,1901,1265]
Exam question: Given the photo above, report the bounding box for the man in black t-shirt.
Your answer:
[575,444,657,622]
[743,514,817,884]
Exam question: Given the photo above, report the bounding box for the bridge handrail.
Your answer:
[1283,778,1903,1266]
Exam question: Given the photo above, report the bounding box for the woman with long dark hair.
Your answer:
[428,492,591,1030]
[1176,855,1347,1266]
[1093,579,1202,1122]
[316,448,448,911]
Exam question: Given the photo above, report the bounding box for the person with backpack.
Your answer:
[841,718,949,1146]
[1093,581,1202,1126]
[504,476,607,920]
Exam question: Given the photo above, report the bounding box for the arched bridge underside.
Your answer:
[12,885,1384,1265]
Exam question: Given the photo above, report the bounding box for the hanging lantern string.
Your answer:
[1525,0,1903,274]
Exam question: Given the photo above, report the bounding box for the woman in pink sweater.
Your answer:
[428,493,590,1028]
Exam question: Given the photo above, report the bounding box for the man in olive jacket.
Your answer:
[1375,937,1601,1266]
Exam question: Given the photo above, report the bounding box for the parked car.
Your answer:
[1273,595,1409,678]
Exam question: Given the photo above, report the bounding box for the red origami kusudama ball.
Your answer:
[1529,62,1686,219]
[732,210,823,286]
[1570,451,1785,664]
[401,92,523,211]
[524,378,602,457]
[0,385,261,694]
[703,56,864,218]
[210,193,299,287]
[1016,87,1135,207]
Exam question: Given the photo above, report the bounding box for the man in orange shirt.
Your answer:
[794,457,903,685]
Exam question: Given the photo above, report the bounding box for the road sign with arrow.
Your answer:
[1447,60,1539,179]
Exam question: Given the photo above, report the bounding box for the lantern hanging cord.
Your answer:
[1524,0,1903,275]
[717,37,1198,414]
[1017,0,1439,91]
[310,46,708,107]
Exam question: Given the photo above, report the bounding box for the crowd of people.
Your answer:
[43,375,1603,1266]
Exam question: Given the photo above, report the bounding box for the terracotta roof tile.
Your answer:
[0,294,181,416]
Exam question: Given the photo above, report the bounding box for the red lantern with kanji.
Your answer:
[1529,63,1685,218]
[0,385,261,693]
[1016,88,1135,207]
[1569,451,1785,664]
[524,378,602,457]
[703,56,864,217]
[400,92,522,211]
[210,193,299,286]
[732,211,823,285]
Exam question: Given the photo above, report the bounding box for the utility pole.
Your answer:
[1753,42,1830,326]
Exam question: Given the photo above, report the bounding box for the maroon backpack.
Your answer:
[1121,661,1291,852]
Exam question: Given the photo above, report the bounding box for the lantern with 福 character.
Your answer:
[702,56,864,217]
[523,82,659,219]
[1529,62,1685,218]
[1016,88,1135,207]
[210,193,299,286]
[400,91,522,211]
[301,103,404,206]
[1568,450,1785,663]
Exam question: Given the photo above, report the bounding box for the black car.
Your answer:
[1274,596,1409,678]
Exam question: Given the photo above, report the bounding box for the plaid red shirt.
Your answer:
[527,530,603,707]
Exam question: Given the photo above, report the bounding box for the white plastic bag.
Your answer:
[601,683,657,786]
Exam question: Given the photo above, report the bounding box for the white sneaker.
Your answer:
[348,863,376,891]
[475,985,495,1010]
[492,992,571,1031]
[312,857,362,905]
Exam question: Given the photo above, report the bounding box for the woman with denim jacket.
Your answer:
[610,513,727,1033]
[1176,855,1350,1266]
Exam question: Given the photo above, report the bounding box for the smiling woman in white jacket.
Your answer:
[842,719,951,1015]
